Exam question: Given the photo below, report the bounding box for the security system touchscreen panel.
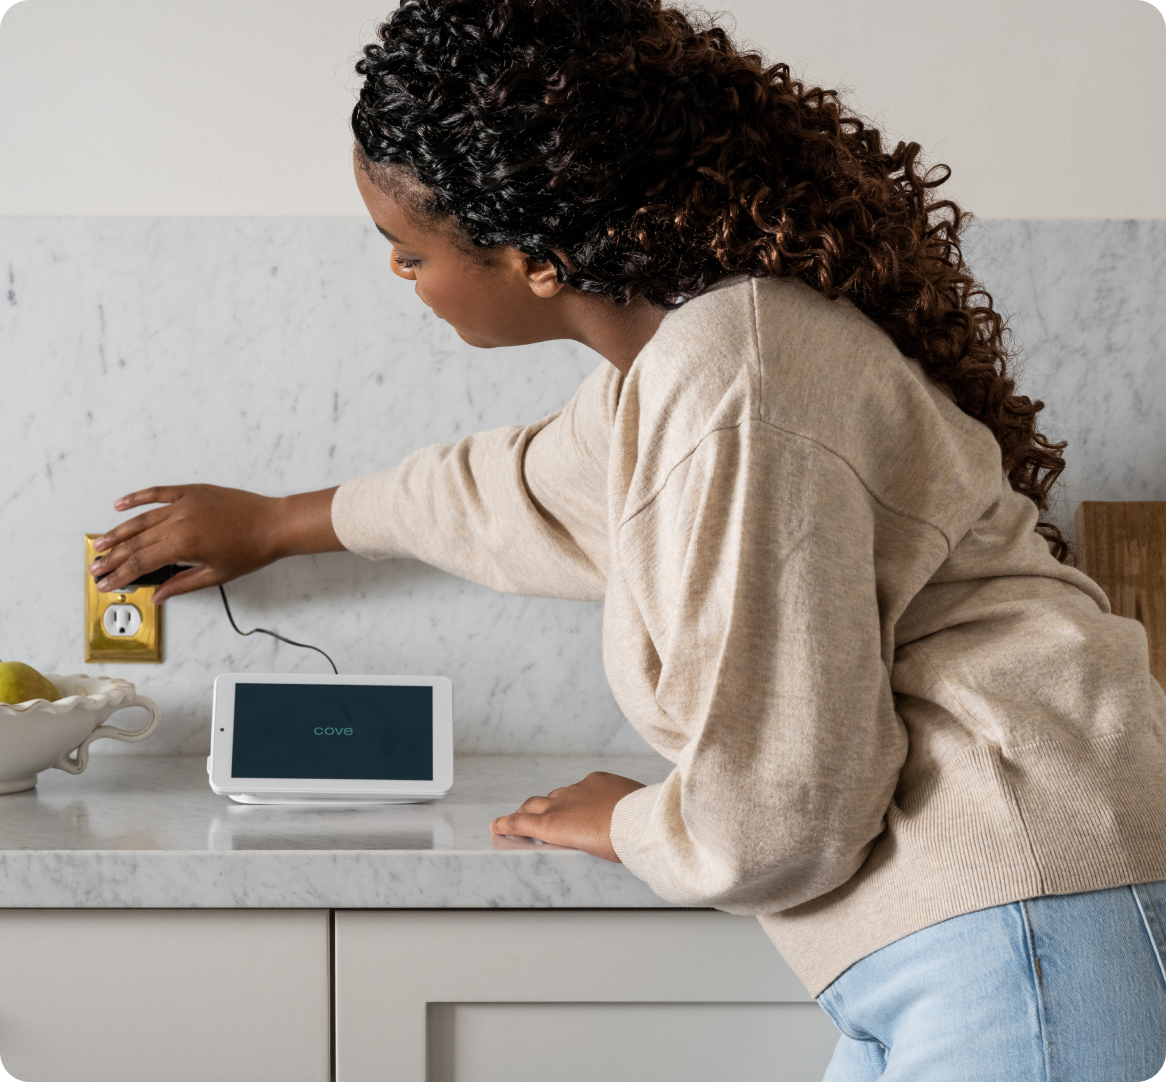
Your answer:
[209,673,453,804]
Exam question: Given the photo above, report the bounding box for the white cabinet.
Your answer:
[0,910,331,1082]
[0,909,839,1082]
[335,910,840,1082]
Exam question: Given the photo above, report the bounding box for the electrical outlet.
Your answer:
[84,534,162,663]
[103,603,143,638]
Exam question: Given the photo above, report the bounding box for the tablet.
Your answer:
[208,673,453,804]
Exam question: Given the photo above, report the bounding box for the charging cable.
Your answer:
[127,565,340,673]
[217,585,339,675]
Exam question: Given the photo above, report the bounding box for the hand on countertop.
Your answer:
[491,771,646,862]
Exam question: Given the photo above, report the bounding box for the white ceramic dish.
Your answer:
[0,675,160,794]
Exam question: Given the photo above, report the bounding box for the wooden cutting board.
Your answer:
[1075,501,1166,686]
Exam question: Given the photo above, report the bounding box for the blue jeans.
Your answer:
[817,881,1166,1081]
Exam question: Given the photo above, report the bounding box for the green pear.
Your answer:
[0,661,62,705]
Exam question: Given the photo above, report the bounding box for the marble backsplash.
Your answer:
[2,219,1163,756]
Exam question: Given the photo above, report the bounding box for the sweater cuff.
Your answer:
[610,782,663,878]
[331,472,408,560]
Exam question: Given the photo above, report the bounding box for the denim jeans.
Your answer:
[817,881,1166,1082]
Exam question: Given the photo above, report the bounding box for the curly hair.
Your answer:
[352,0,1071,561]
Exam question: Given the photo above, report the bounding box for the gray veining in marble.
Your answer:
[2,218,1163,759]
[1,218,644,757]
[962,220,1166,535]
[0,755,677,908]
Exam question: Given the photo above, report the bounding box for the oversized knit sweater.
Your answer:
[332,275,1166,995]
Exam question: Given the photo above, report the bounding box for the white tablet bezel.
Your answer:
[209,673,453,800]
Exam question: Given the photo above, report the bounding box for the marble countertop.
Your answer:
[0,755,679,909]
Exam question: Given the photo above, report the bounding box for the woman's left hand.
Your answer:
[490,772,646,862]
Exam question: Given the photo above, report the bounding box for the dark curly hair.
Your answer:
[352,0,1071,561]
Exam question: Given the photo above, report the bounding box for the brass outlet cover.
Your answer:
[84,535,162,663]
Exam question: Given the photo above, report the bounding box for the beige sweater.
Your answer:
[333,275,1166,995]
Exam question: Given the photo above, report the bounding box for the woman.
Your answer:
[89,1,1166,1077]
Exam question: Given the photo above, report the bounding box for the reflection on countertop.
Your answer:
[0,755,676,910]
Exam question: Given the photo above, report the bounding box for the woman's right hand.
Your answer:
[88,484,341,603]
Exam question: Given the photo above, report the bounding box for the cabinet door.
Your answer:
[0,909,330,1082]
[335,909,839,1082]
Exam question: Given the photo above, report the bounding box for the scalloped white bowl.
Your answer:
[0,675,160,794]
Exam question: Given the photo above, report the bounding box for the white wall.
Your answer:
[1,0,1164,218]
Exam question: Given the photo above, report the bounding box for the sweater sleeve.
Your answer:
[330,362,618,602]
[609,420,914,913]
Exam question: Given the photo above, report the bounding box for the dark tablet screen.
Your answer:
[230,683,433,780]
